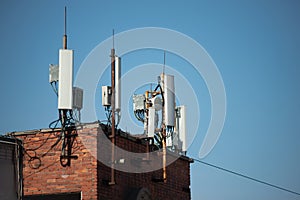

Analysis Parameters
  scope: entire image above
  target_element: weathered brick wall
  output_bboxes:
[15,124,99,200]
[97,157,191,200]
[97,126,192,200]
[14,122,192,200]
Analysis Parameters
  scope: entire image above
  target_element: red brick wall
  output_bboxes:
[97,125,192,200]
[14,122,192,200]
[16,125,98,199]
[97,158,191,200]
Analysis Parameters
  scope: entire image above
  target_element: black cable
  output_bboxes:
[22,131,62,169]
[154,84,160,92]
[105,109,112,126]
[50,82,58,96]
[193,158,300,196]
[158,84,164,107]
[134,111,140,122]
[49,119,61,129]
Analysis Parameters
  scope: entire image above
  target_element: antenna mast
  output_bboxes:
[63,6,67,49]
[101,29,122,184]
[162,50,167,182]
[110,29,116,185]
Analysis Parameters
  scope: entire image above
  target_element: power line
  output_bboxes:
[193,158,300,196]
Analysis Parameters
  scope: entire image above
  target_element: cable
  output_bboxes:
[116,111,121,128]
[49,79,79,167]
[21,131,62,169]
[50,81,58,96]
[49,118,61,129]
[104,106,113,126]
[192,158,300,196]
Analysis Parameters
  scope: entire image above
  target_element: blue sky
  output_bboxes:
[1,0,300,199]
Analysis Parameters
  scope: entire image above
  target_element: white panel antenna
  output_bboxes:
[162,74,175,127]
[147,107,156,137]
[166,131,173,147]
[151,96,162,111]
[115,56,121,112]
[73,87,83,110]
[177,105,187,152]
[58,49,73,109]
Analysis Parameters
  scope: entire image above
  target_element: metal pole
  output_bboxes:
[162,128,167,182]
[63,6,67,49]
[161,73,167,182]
[109,35,116,185]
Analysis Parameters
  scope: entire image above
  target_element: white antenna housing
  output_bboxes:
[102,86,112,106]
[151,96,162,111]
[115,56,121,112]
[177,105,187,152]
[166,132,173,147]
[58,49,73,109]
[147,107,156,137]
[49,64,59,83]
[73,87,83,110]
[162,74,175,127]
[133,94,145,111]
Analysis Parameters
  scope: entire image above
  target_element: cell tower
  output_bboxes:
[131,52,187,182]
[49,7,83,167]
[102,30,122,126]
[101,49,188,182]
[132,56,187,152]
[100,38,187,184]
[101,30,122,185]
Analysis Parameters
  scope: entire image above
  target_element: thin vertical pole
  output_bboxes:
[63,6,67,49]
[161,72,167,182]
[110,30,116,185]
[163,128,167,182]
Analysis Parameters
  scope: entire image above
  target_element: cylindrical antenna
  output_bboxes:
[63,6,67,49]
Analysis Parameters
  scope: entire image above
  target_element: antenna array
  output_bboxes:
[48,7,83,167]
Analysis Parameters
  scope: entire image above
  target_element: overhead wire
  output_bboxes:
[192,158,300,196]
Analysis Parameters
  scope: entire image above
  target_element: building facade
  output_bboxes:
[10,122,192,200]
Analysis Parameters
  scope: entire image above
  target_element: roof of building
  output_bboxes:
[7,121,193,163]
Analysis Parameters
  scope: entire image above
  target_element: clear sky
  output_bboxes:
[1,0,300,199]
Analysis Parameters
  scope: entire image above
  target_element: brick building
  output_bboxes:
[0,136,23,200]
[10,122,193,200]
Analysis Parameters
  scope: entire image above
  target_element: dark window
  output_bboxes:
[24,192,81,200]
